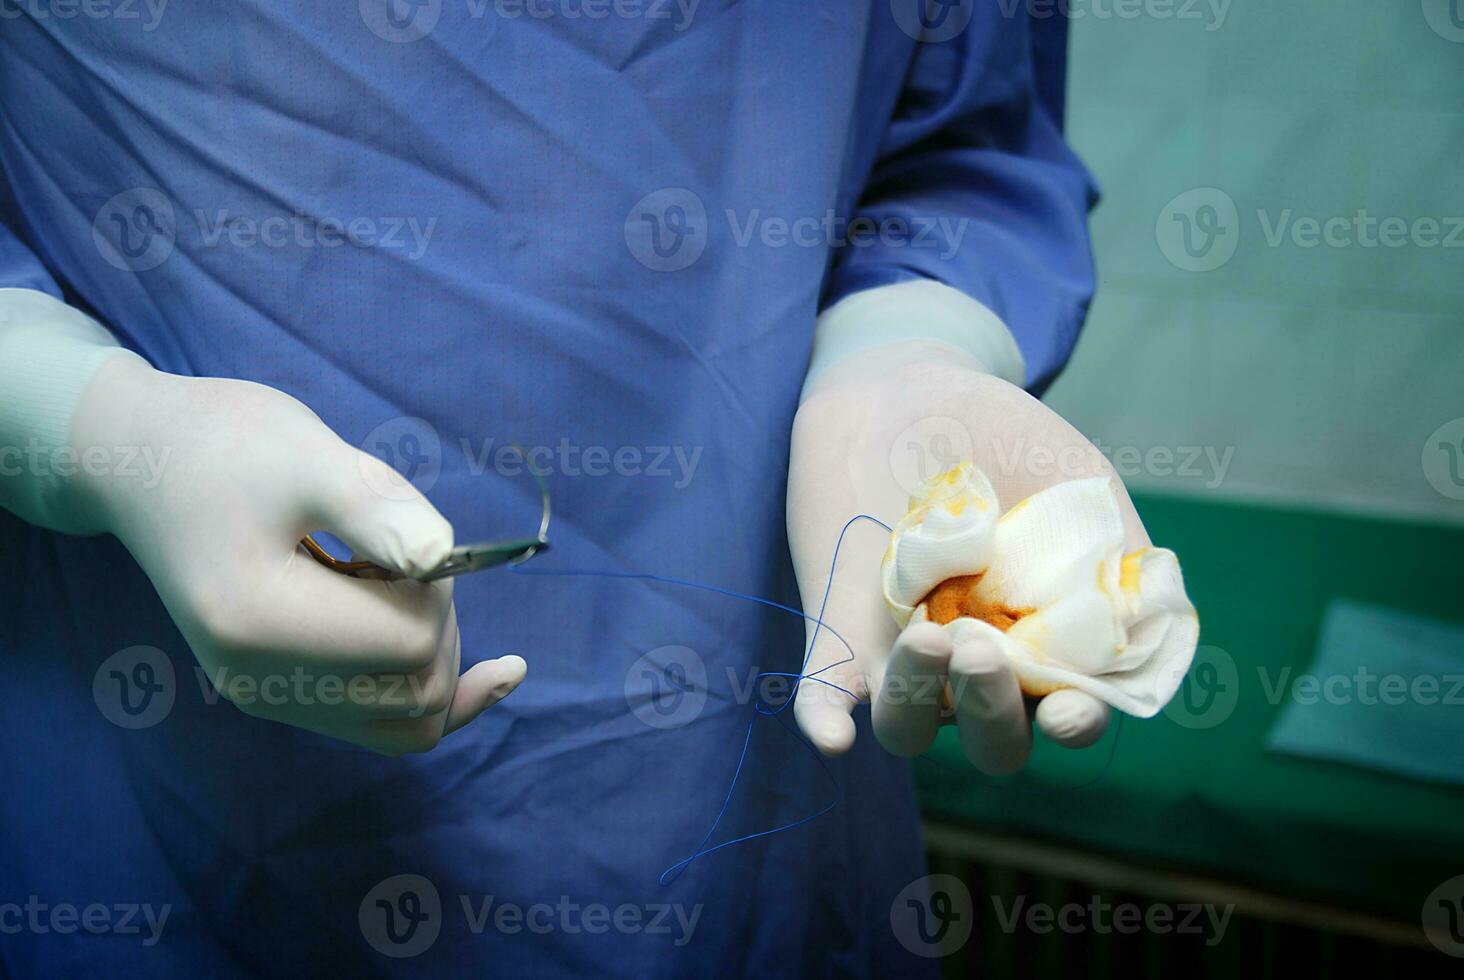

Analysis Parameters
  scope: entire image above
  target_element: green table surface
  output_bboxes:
[914,493,1464,923]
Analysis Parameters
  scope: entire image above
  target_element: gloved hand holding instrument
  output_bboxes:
[0,288,531,754]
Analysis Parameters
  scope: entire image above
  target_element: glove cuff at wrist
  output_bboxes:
[0,288,145,531]
[801,280,1026,401]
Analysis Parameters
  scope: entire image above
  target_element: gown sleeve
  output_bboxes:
[820,10,1099,394]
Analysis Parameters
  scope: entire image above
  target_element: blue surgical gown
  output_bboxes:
[0,3,1095,976]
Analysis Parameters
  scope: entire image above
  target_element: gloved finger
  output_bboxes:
[792,577,879,756]
[230,563,456,676]
[336,654,524,754]
[303,441,455,579]
[1034,688,1110,749]
[872,621,953,757]
[950,630,1032,776]
[252,635,510,756]
[793,652,866,756]
[220,604,450,726]
[443,654,528,736]
[792,603,869,756]
[308,601,464,719]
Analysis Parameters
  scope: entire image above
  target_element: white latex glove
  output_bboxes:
[0,289,524,754]
[788,282,1145,775]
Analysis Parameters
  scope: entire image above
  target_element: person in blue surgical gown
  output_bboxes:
[0,3,1150,975]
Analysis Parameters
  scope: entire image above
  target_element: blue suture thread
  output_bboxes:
[508,512,1121,883]
[508,513,885,884]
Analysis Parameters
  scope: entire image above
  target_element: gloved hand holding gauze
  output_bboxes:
[881,462,1198,718]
